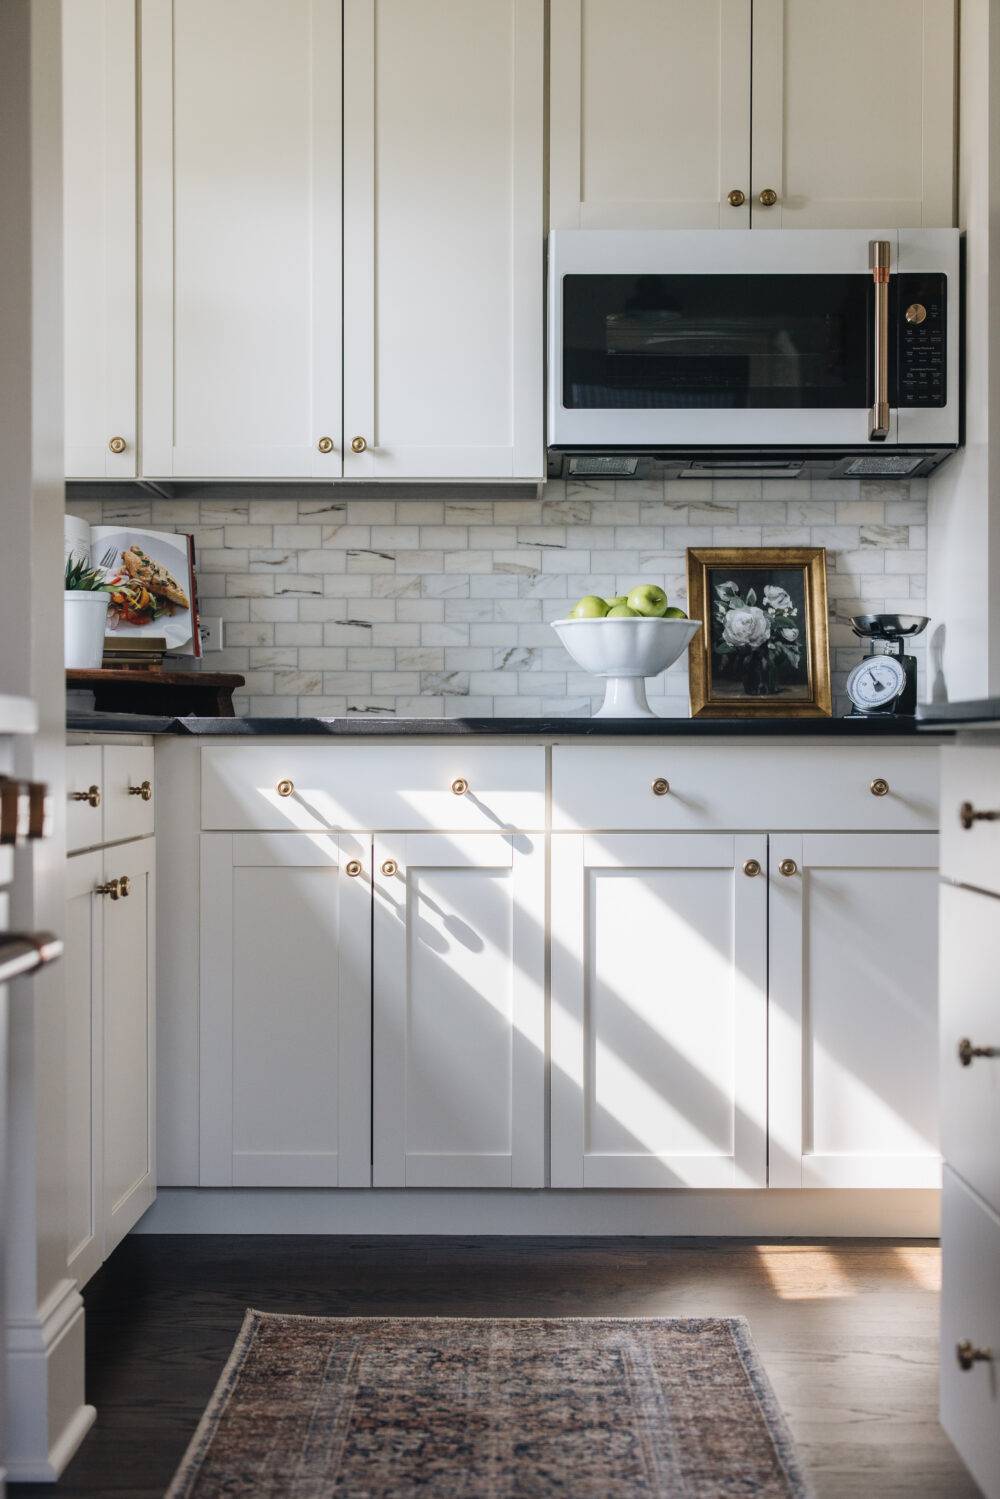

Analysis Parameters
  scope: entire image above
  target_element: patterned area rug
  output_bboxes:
[166,1312,812,1497]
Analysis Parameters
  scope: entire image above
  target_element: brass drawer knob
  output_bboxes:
[451,777,469,796]
[758,187,778,207]
[381,859,398,878]
[960,800,1000,830]
[351,435,368,454]
[958,1037,997,1067]
[870,778,890,797]
[70,784,101,808]
[108,435,127,454]
[779,858,798,877]
[651,777,670,796]
[957,1340,993,1371]
[727,188,746,207]
[317,436,334,454]
[276,779,295,798]
[345,859,363,878]
[96,878,121,900]
[129,780,152,802]
[742,859,761,878]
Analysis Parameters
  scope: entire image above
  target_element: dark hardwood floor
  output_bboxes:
[9,1235,975,1499]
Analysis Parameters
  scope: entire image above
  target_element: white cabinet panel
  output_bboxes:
[550,0,752,229]
[940,1168,1000,1499]
[751,0,955,228]
[102,837,156,1256]
[769,833,940,1188]
[940,740,1000,897]
[343,0,543,478]
[200,832,372,1186]
[66,746,104,853]
[373,833,544,1187]
[102,746,154,845]
[551,833,767,1188]
[62,0,137,477]
[65,853,104,1286]
[940,883,1000,1217]
[141,0,342,478]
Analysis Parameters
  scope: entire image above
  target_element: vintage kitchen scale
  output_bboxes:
[845,613,929,717]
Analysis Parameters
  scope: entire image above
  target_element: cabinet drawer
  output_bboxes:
[941,883,1000,1216]
[941,741,1000,895]
[103,746,154,843]
[552,745,938,831]
[940,1167,1000,1499]
[67,745,104,851]
[201,745,546,831]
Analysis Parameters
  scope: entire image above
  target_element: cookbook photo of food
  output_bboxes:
[65,517,201,656]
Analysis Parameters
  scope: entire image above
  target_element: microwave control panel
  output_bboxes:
[894,273,947,408]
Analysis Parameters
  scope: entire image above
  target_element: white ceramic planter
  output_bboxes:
[551,616,702,717]
[64,590,109,669]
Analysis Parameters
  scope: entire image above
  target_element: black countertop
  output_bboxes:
[917,698,1000,728]
[67,711,943,738]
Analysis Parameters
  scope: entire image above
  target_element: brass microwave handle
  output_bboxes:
[869,239,891,441]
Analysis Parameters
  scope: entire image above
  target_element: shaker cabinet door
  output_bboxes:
[768,833,940,1188]
[140,0,343,478]
[372,833,545,1187]
[199,833,372,1187]
[342,0,544,478]
[550,833,768,1188]
[549,0,752,229]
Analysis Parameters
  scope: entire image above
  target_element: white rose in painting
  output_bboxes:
[781,627,798,642]
[763,585,793,611]
[722,605,771,650]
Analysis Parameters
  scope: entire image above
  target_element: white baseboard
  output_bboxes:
[133,1187,941,1238]
[6,1278,96,1482]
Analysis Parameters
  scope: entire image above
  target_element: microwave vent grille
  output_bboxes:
[567,455,639,477]
[841,455,926,477]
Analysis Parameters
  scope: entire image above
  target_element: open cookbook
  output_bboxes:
[65,517,202,657]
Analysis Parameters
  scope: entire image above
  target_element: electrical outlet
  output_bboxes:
[200,616,224,653]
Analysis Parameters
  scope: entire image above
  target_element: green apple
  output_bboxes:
[606,603,640,617]
[627,584,669,617]
[569,594,609,619]
[605,595,628,609]
[662,605,688,619]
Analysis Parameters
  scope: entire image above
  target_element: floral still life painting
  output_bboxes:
[686,547,832,719]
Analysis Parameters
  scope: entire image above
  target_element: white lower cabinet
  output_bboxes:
[65,836,156,1284]
[940,1167,1000,1499]
[551,834,768,1189]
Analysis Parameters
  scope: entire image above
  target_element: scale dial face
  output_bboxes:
[846,653,907,712]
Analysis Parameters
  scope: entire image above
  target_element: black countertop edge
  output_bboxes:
[917,698,1000,727]
[67,711,946,738]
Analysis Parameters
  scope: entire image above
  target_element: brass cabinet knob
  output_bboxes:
[276,778,294,798]
[870,778,890,797]
[108,435,127,454]
[70,784,101,809]
[742,859,761,878]
[958,1037,997,1067]
[905,302,928,325]
[345,859,363,878]
[779,858,798,877]
[960,800,1000,830]
[451,777,469,796]
[129,780,152,802]
[651,777,670,796]
[957,1340,993,1371]
[317,436,334,453]
[758,188,778,207]
[381,858,398,878]
[727,188,746,207]
[96,877,121,900]
[118,875,131,898]
[350,436,368,454]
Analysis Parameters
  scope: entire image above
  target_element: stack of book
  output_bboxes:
[101,636,168,670]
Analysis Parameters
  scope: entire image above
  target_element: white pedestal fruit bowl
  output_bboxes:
[551,616,702,717]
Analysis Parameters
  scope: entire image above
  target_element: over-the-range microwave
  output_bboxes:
[547,228,961,481]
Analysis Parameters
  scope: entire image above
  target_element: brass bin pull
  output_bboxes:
[276,779,295,798]
[129,780,153,802]
[345,859,363,878]
[70,784,101,808]
[957,1340,993,1371]
[870,778,890,797]
[742,859,761,878]
[381,859,399,878]
[779,859,798,877]
[451,778,469,796]
[651,777,670,796]
[869,239,891,441]
[960,800,1000,830]
[958,1037,997,1067]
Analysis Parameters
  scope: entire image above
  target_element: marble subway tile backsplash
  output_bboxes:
[71,478,928,718]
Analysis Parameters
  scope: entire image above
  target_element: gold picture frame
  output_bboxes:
[686,547,832,719]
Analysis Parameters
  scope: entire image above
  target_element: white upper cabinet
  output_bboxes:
[550,0,752,230]
[63,0,138,478]
[750,0,956,228]
[342,0,544,478]
[140,0,343,479]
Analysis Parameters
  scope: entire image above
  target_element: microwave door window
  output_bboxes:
[562,274,871,411]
